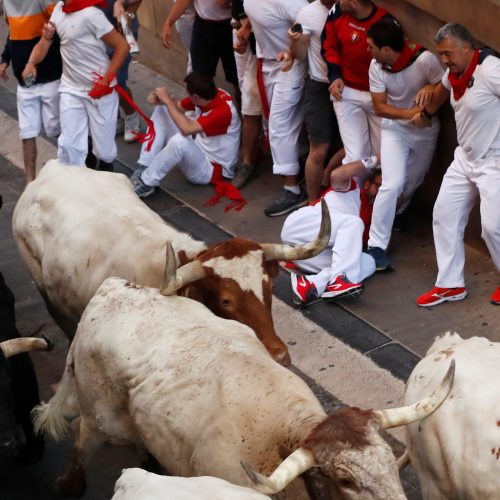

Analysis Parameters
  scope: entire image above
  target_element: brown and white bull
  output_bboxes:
[12,160,331,366]
[34,274,454,499]
[404,332,500,499]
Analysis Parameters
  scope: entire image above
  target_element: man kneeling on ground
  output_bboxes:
[132,73,241,199]
[281,156,381,306]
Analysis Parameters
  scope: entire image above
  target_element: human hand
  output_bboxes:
[414,84,434,108]
[277,51,294,72]
[42,21,56,41]
[153,86,171,104]
[162,21,173,48]
[88,78,114,99]
[113,0,126,22]
[328,78,344,100]
[21,62,37,84]
[147,90,160,106]
[410,111,432,128]
[0,63,8,81]
[233,39,247,54]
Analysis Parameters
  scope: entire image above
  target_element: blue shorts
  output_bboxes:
[106,23,139,87]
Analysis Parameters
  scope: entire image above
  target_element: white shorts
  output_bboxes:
[17,80,61,139]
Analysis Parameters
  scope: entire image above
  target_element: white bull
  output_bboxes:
[34,275,454,499]
[404,332,500,499]
[112,468,271,500]
[12,160,331,366]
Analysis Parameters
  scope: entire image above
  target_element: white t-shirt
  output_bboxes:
[244,0,308,60]
[369,50,444,127]
[442,55,500,161]
[50,1,114,91]
[296,0,329,82]
[193,0,230,21]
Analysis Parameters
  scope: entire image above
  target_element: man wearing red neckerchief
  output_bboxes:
[364,18,444,272]
[412,23,500,307]
[22,0,129,171]
[282,156,381,307]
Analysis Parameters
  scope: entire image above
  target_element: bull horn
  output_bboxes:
[0,337,51,358]
[261,198,331,262]
[374,359,455,429]
[241,448,315,494]
[160,241,205,296]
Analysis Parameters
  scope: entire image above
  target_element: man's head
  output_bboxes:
[184,73,217,105]
[363,169,382,205]
[320,0,336,8]
[339,0,371,16]
[435,23,476,74]
[367,18,405,65]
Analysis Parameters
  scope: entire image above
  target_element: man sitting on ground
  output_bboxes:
[132,73,241,199]
[281,156,381,306]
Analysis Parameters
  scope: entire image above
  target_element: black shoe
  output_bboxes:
[97,160,114,172]
[366,246,393,271]
[393,212,409,232]
[232,163,255,189]
[264,189,307,217]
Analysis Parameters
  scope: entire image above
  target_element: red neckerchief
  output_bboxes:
[383,41,425,73]
[62,0,107,13]
[205,164,247,212]
[359,188,373,246]
[448,49,479,101]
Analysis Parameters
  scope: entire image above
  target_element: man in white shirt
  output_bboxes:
[282,156,380,306]
[412,23,500,307]
[365,18,444,271]
[244,0,309,217]
[23,0,129,170]
[288,0,342,203]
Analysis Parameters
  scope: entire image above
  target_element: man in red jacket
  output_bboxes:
[321,0,390,172]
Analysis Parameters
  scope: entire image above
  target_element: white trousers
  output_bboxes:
[139,105,213,186]
[333,86,380,164]
[17,80,61,139]
[57,90,118,166]
[281,205,376,294]
[368,121,440,250]
[433,146,500,287]
[261,59,306,176]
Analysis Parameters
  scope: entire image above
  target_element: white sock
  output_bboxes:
[284,185,300,195]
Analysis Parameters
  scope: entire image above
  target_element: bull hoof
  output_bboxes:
[275,350,292,367]
[55,469,87,498]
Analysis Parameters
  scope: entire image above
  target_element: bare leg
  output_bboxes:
[118,85,135,116]
[22,138,37,183]
[305,142,330,203]
[241,114,262,166]
[55,419,104,498]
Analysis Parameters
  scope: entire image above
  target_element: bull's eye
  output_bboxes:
[338,477,356,490]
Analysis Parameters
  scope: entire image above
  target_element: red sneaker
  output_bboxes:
[491,286,500,305]
[416,286,467,307]
[291,274,318,306]
[321,273,364,300]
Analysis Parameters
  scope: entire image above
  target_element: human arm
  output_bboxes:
[154,87,204,136]
[410,82,450,127]
[162,0,192,48]
[371,91,422,120]
[21,33,53,82]
[0,36,10,81]
[99,28,130,82]
[288,26,309,61]
[277,51,294,72]
[234,17,252,54]
[330,156,379,190]
[321,8,344,100]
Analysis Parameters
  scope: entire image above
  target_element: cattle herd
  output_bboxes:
[1,161,498,499]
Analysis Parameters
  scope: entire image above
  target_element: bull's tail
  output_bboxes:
[32,347,80,441]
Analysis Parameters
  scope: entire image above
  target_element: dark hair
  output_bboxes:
[367,18,405,52]
[435,23,476,48]
[183,73,217,100]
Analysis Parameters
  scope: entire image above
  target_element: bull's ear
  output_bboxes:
[265,261,280,278]
[278,444,292,460]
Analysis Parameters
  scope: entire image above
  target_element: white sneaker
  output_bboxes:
[124,112,140,143]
